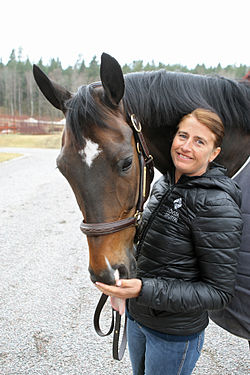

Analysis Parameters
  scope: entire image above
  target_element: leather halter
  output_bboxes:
[79,114,154,360]
[80,114,154,236]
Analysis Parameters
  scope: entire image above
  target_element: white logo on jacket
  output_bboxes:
[161,198,182,223]
[174,198,182,210]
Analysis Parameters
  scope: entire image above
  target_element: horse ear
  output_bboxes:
[100,53,125,105]
[33,65,72,112]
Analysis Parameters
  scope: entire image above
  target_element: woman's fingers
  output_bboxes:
[95,279,142,298]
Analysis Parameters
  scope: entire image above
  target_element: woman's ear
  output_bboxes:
[209,147,221,162]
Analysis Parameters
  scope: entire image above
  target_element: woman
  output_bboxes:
[96,108,243,375]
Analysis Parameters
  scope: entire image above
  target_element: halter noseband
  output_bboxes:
[80,114,154,237]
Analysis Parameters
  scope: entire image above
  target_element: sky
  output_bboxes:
[1,0,249,69]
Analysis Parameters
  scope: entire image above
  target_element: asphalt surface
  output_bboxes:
[0,147,249,375]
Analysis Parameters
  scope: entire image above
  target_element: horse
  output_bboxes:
[33,53,250,341]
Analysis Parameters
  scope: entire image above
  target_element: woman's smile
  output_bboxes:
[176,152,193,160]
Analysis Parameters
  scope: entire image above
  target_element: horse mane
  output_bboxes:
[65,84,111,145]
[66,70,250,145]
[123,70,250,132]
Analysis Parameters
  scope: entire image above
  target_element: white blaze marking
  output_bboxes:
[105,257,113,273]
[78,139,102,167]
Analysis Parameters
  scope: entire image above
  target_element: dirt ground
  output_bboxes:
[0,147,249,375]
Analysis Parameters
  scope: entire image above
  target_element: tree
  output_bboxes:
[7,49,16,66]
[87,55,99,82]
[131,60,144,72]
[122,64,132,74]
[0,50,249,118]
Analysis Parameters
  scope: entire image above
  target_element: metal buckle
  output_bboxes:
[131,114,142,132]
[137,142,141,154]
[134,211,143,226]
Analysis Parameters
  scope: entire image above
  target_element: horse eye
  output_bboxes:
[121,157,133,172]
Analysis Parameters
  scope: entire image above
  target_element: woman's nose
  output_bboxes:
[181,139,192,151]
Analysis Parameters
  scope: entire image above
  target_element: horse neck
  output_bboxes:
[123,71,250,176]
[219,130,250,177]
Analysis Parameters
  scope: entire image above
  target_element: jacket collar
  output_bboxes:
[167,162,228,185]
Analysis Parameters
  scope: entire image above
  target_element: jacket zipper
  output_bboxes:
[136,184,175,256]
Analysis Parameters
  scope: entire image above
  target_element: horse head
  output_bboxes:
[33,53,151,285]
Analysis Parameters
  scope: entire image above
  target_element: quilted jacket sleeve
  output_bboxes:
[136,195,243,313]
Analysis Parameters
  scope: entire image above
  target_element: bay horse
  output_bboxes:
[33,53,250,341]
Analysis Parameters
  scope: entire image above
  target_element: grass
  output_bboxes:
[0,134,62,149]
[0,134,62,162]
[0,152,23,162]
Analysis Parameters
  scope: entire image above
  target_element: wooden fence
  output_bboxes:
[0,115,64,135]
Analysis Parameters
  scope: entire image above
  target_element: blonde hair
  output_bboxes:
[179,108,225,148]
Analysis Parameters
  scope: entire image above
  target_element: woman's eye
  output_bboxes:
[179,134,186,139]
[121,157,133,172]
[197,139,204,145]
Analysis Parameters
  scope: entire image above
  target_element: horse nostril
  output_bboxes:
[117,264,128,279]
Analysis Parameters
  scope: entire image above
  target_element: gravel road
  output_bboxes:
[0,147,249,375]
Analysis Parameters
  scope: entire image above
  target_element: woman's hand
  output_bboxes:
[95,278,142,299]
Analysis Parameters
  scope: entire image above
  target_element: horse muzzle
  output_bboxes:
[89,256,136,285]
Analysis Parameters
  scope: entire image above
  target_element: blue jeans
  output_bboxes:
[127,317,204,375]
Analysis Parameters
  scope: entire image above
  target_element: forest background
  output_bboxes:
[0,48,249,121]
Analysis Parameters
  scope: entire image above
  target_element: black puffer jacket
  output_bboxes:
[128,164,243,335]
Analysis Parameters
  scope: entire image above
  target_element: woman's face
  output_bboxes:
[171,116,221,182]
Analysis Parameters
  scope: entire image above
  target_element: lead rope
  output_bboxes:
[94,293,127,361]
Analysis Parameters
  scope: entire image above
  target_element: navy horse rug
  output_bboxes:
[209,157,250,340]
